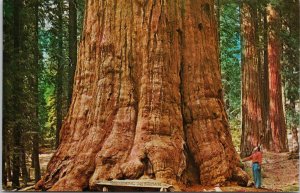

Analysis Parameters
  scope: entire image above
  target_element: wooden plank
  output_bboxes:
[96,179,172,189]
[18,185,35,191]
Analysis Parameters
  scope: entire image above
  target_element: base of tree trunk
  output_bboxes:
[288,152,299,160]
[35,0,249,191]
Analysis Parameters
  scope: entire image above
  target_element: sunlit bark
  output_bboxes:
[36,0,248,191]
[267,5,288,152]
[240,2,263,157]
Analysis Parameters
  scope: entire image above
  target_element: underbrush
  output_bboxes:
[229,118,242,151]
[282,184,299,192]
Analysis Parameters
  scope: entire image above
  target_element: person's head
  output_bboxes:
[253,147,258,152]
[253,146,261,153]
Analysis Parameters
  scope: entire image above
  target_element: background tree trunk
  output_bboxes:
[3,128,7,188]
[12,0,23,188]
[6,145,12,182]
[291,127,299,153]
[55,0,64,149]
[261,6,271,150]
[36,0,248,191]
[33,0,41,182]
[68,0,77,106]
[240,2,263,157]
[288,127,299,159]
[267,5,288,152]
[20,145,29,186]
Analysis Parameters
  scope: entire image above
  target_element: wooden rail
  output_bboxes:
[95,179,175,192]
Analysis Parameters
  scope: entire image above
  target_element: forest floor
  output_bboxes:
[4,134,299,192]
[183,131,299,192]
[9,149,299,192]
[182,151,299,192]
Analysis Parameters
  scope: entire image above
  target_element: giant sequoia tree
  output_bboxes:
[240,2,263,157]
[240,2,289,156]
[36,0,248,191]
[267,4,288,152]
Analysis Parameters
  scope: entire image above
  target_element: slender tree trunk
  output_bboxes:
[291,127,299,153]
[267,5,288,152]
[36,0,249,191]
[33,0,41,182]
[31,152,35,168]
[20,145,29,186]
[12,143,20,189]
[288,126,299,159]
[55,0,64,149]
[68,0,77,106]
[12,0,23,188]
[3,130,7,187]
[240,2,263,157]
[6,145,12,181]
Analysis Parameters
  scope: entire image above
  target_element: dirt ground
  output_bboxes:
[181,132,299,192]
[181,151,299,192]
[261,152,299,191]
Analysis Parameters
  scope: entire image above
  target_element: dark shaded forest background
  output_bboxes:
[2,0,299,190]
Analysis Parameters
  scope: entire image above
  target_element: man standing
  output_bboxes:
[242,146,263,188]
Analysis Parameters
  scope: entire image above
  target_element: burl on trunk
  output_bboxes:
[36,0,248,191]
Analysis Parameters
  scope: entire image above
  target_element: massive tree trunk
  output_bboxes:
[260,6,271,150]
[240,2,263,157]
[36,0,248,191]
[267,5,288,152]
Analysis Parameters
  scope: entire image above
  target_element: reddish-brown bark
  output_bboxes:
[267,5,288,152]
[240,3,289,155]
[240,2,263,157]
[36,0,248,191]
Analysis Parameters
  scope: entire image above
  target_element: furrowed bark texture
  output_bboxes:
[36,0,248,191]
[261,8,271,151]
[267,5,288,152]
[240,3,263,157]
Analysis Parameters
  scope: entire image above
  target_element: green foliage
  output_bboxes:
[38,57,56,141]
[219,1,242,120]
[37,0,86,145]
[3,0,86,153]
[3,0,13,19]
[279,0,300,129]
[230,119,242,150]
[3,0,39,138]
[244,166,253,181]
[77,0,86,38]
